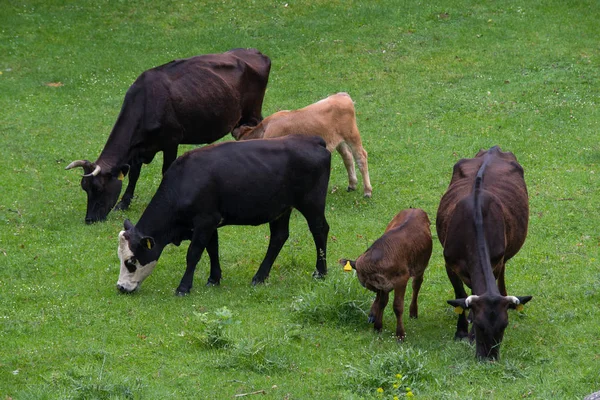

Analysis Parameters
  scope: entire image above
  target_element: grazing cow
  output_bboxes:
[232,92,372,197]
[66,48,271,223]
[339,208,432,340]
[436,146,532,360]
[116,135,331,295]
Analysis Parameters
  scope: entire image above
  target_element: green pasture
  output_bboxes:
[1,0,599,398]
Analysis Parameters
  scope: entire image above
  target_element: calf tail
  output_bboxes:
[338,258,356,270]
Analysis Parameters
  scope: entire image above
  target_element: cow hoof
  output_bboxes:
[251,276,267,285]
[312,271,327,279]
[347,186,357,192]
[175,288,191,296]
[454,331,469,341]
[368,315,375,324]
[363,192,372,198]
[206,279,220,287]
[396,334,406,342]
[114,201,130,211]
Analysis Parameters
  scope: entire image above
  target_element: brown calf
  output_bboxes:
[232,92,372,197]
[339,208,432,340]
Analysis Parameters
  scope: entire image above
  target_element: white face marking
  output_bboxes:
[116,230,157,292]
[506,296,520,305]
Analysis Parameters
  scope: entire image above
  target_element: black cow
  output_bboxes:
[436,146,532,360]
[116,135,331,295]
[66,48,271,223]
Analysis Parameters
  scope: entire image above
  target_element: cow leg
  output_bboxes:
[336,142,358,192]
[307,214,329,279]
[393,277,409,340]
[497,262,507,296]
[409,273,424,319]
[115,161,142,211]
[372,290,389,332]
[251,209,292,285]
[176,228,215,295]
[162,145,178,175]
[205,230,221,286]
[446,264,469,340]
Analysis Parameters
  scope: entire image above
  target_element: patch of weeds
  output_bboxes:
[188,306,239,349]
[23,365,145,400]
[290,274,372,326]
[342,347,429,398]
[216,337,292,374]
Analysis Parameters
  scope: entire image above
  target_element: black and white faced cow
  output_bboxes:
[116,135,331,295]
[436,146,532,360]
[66,48,271,223]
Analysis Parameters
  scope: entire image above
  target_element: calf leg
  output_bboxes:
[372,290,389,332]
[409,273,424,319]
[446,264,469,340]
[393,277,410,340]
[115,161,142,211]
[205,230,221,286]
[251,209,292,285]
[347,132,372,197]
[336,142,358,192]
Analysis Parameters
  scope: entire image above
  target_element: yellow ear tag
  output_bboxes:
[454,306,464,314]
[118,172,124,181]
[516,304,524,312]
[343,261,353,272]
[145,239,152,249]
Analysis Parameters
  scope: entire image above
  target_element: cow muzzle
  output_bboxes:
[116,282,138,294]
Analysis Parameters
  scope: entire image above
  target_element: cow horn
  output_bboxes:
[465,295,479,307]
[82,164,102,177]
[65,160,89,170]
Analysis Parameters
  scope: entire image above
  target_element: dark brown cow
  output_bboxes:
[436,146,532,360]
[66,48,271,223]
[339,208,432,340]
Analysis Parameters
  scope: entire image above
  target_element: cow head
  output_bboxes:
[116,219,158,293]
[65,160,129,224]
[448,294,532,360]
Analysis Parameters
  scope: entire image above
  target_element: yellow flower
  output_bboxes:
[406,391,414,398]
[394,397,399,400]
[393,383,399,389]
[376,387,384,394]
[396,373,403,379]
[406,387,412,392]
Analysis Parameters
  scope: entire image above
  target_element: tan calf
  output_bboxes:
[232,92,372,197]
[340,208,432,340]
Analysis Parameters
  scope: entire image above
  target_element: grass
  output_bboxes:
[1,0,599,398]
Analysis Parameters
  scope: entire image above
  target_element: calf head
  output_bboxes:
[116,219,158,293]
[65,160,128,224]
[231,125,255,140]
[448,294,532,360]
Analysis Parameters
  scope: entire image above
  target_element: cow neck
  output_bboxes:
[471,155,501,297]
[96,99,142,171]
[135,190,177,250]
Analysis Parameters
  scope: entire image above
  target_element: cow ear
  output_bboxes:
[117,165,130,181]
[140,236,155,250]
[124,219,134,231]
[447,298,468,314]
